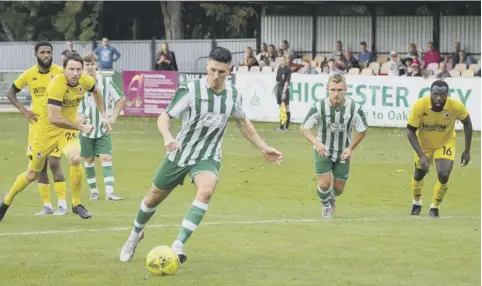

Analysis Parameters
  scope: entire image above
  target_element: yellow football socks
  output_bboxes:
[54,182,67,201]
[4,172,31,206]
[433,180,449,208]
[38,183,51,205]
[411,178,424,203]
[70,165,84,207]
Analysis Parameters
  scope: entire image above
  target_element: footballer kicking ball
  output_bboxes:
[146,246,180,276]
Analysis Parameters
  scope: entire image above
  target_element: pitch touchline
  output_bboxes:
[0,216,479,237]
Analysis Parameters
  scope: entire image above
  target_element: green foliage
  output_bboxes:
[200,3,257,37]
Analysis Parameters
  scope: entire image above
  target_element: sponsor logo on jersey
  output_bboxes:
[444,112,451,120]
[78,88,84,94]
[36,152,42,158]
[32,86,46,95]
[422,123,447,132]
[32,77,37,81]
[63,97,83,106]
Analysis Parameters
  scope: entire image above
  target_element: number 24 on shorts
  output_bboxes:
[65,132,78,141]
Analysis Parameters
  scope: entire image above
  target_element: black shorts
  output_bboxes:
[276,86,290,105]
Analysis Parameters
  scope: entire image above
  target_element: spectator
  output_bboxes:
[331,40,344,60]
[344,51,359,69]
[265,44,278,67]
[451,41,461,68]
[436,64,451,79]
[358,41,373,64]
[155,42,178,71]
[407,63,422,77]
[256,43,268,62]
[410,51,421,66]
[61,40,76,64]
[286,55,302,73]
[327,58,346,74]
[401,57,413,76]
[94,37,121,71]
[458,50,477,68]
[404,43,421,60]
[280,40,295,58]
[239,46,259,70]
[422,41,441,69]
[298,59,318,74]
[388,51,403,76]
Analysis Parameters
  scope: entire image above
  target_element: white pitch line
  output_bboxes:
[0,216,479,237]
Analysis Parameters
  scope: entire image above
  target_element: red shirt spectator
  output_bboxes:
[422,41,440,69]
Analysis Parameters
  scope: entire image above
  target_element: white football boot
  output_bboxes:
[120,231,144,262]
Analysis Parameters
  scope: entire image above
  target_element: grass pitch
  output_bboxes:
[0,113,480,286]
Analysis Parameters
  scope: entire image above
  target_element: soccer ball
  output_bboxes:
[145,246,180,276]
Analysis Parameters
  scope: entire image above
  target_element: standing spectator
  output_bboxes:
[344,51,359,69]
[358,41,373,64]
[155,42,178,71]
[298,59,318,74]
[274,56,292,131]
[94,37,121,71]
[388,51,403,76]
[451,41,461,68]
[61,40,76,64]
[331,40,344,60]
[280,40,295,58]
[239,46,259,70]
[422,41,441,69]
[458,50,477,68]
[404,43,421,60]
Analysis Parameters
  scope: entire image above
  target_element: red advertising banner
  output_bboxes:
[123,71,178,116]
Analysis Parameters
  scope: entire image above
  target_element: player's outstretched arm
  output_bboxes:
[235,117,282,165]
[110,97,126,123]
[460,115,472,166]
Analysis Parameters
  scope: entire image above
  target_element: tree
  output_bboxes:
[200,3,257,38]
[160,1,184,40]
[53,1,102,41]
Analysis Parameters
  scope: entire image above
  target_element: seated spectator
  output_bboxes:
[407,63,422,77]
[410,51,421,66]
[458,50,477,68]
[280,40,295,58]
[265,45,277,65]
[286,55,302,72]
[358,41,373,64]
[331,40,345,60]
[404,43,421,60]
[155,42,178,71]
[298,59,318,74]
[239,46,259,70]
[344,51,359,69]
[400,57,413,76]
[327,58,346,74]
[257,43,268,61]
[451,41,461,68]
[436,64,451,79]
[422,41,441,69]
[388,51,403,76]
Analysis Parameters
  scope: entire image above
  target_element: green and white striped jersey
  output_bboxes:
[165,77,245,167]
[302,97,368,162]
[78,74,124,139]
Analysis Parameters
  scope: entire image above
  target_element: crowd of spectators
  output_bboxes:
[235,40,481,78]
